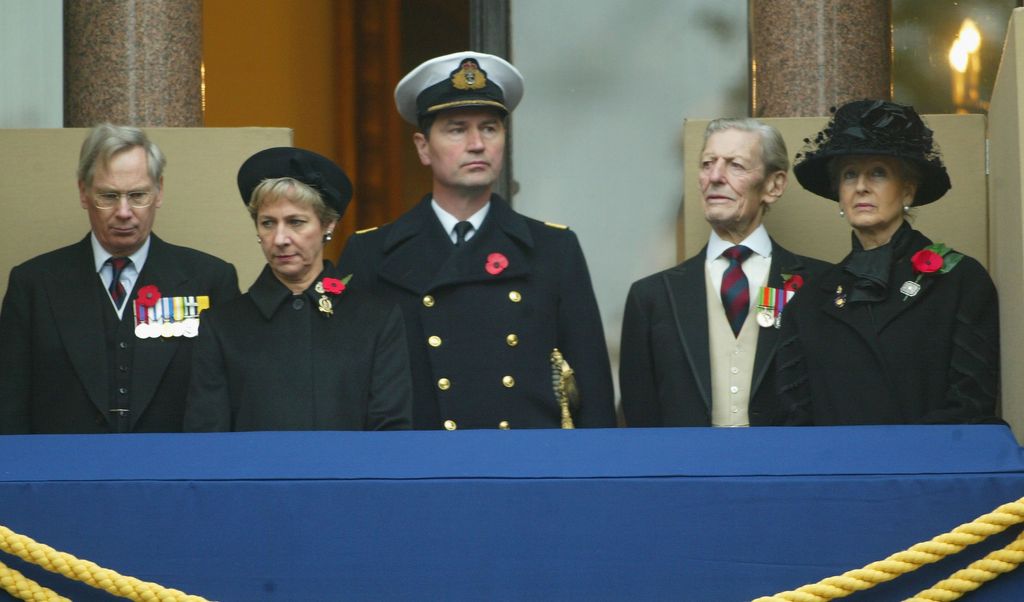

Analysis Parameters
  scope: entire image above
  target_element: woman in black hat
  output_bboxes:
[776,100,999,425]
[184,148,412,431]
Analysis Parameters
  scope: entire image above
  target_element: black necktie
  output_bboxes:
[720,246,753,337]
[107,257,130,309]
[453,221,473,247]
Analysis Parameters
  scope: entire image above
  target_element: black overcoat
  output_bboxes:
[0,234,239,433]
[619,240,828,426]
[338,195,615,430]
[184,263,412,431]
[775,226,1000,425]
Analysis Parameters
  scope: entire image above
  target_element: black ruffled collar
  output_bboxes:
[843,221,913,303]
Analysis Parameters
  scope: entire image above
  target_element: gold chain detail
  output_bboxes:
[753,497,1024,602]
[0,525,209,601]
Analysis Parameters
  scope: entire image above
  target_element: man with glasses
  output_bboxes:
[0,123,239,433]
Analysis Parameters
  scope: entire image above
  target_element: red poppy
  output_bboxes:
[136,285,161,308]
[911,249,944,274]
[485,253,509,275]
[783,274,804,293]
[321,277,345,294]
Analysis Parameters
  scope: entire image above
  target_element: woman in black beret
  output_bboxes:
[776,100,1000,425]
[184,148,412,431]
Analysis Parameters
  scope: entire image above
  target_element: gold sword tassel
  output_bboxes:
[550,348,579,429]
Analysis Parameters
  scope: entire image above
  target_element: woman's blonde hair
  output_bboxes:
[247,177,340,224]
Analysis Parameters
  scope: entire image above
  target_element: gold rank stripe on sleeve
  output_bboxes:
[543,222,569,230]
[354,226,380,234]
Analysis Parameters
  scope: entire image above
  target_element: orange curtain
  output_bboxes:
[202,0,406,261]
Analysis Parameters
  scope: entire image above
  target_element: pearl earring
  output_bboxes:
[839,209,845,218]
[903,205,910,213]
[256,236,262,243]
[324,231,333,241]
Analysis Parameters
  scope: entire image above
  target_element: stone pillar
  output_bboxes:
[750,0,891,117]
[64,0,203,127]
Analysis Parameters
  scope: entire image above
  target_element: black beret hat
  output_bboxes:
[793,100,951,206]
[237,147,353,216]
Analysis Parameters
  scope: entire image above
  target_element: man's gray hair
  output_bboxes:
[702,118,789,175]
[77,123,166,188]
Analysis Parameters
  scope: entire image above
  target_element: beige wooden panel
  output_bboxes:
[989,8,1024,441]
[0,127,292,301]
[680,115,988,266]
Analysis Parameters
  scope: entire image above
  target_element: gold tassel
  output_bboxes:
[550,348,578,429]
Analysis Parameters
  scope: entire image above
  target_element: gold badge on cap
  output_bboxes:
[451,59,487,90]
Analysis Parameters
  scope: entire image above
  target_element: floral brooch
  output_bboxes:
[782,273,804,293]
[485,252,509,275]
[137,284,161,308]
[900,243,963,301]
[314,274,352,316]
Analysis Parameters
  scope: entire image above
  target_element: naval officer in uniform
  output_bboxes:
[338,51,615,430]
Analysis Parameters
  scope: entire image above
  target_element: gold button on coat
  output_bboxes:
[502,375,515,388]
[506,334,519,347]
[422,295,435,307]
[428,335,442,347]
[498,420,510,430]
[437,378,451,390]
[508,291,522,302]
[443,419,457,431]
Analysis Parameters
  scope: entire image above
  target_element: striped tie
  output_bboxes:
[107,257,130,309]
[720,245,753,337]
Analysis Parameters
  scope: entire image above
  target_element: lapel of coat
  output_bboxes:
[127,235,190,429]
[871,229,935,334]
[377,196,456,295]
[662,249,713,412]
[750,240,801,394]
[377,195,533,294]
[44,236,110,416]
[816,257,892,364]
[429,196,533,290]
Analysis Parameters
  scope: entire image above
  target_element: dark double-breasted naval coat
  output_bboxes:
[775,226,1000,425]
[338,195,616,430]
[619,240,829,426]
[0,234,239,433]
[184,263,412,431]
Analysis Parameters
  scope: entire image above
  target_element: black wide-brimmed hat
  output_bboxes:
[395,51,524,125]
[237,147,353,216]
[793,100,951,206]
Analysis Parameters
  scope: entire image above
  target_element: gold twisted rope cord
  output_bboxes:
[753,497,1024,602]
[907,529,1024,601]
[0,559,69,602]
[0,525,209,602]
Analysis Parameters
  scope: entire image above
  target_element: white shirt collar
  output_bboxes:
[431,199,490,243]
[90,233,152,274]
[706,224,772,263]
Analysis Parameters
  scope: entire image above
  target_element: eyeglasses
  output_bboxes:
[91,189,155,209]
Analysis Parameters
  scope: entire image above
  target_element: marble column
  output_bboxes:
[750,0,890,117]
[64,0,203,127]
